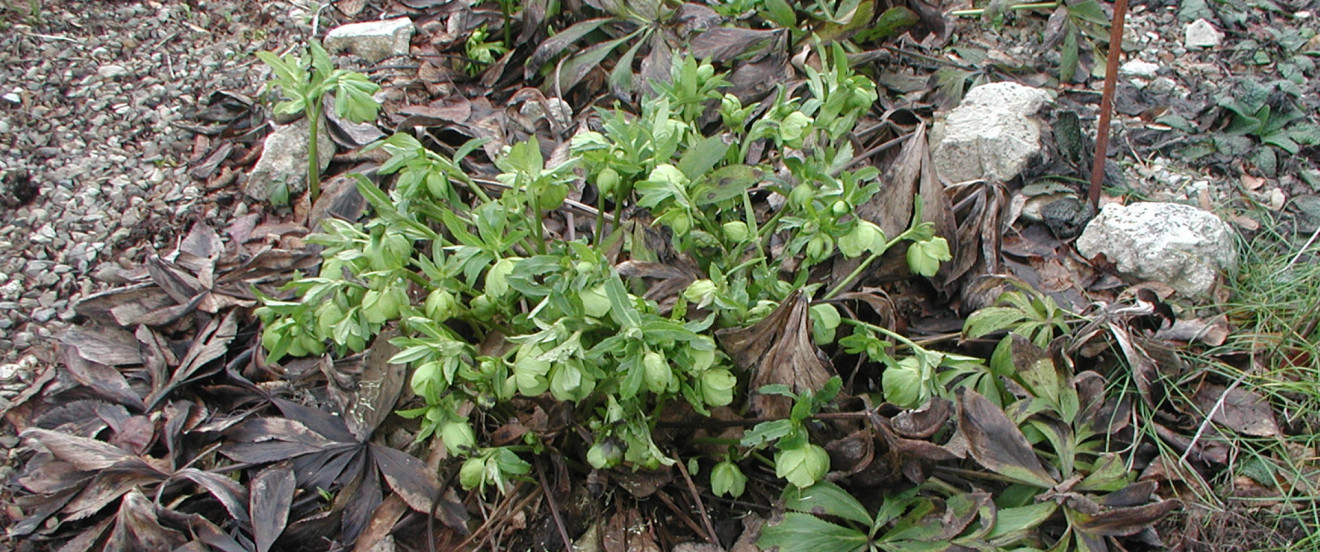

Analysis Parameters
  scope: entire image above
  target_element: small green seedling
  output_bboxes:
[257,40,381,201]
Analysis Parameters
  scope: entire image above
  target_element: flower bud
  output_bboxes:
[722,221,751,243]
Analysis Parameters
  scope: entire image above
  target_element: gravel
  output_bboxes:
[0,1,326,378]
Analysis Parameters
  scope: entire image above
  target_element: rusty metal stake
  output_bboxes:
[1089,0,1130,209]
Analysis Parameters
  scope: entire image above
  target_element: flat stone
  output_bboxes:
[97,64,130,79]
[244,116,335,202]
[32,308,55,323]
[1076,202,1237,297]
[324,18,414,63]
[932,82,1052,183]
[1119,60,1160,79]
[1184,19,1224,49]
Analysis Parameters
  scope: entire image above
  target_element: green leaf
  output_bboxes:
[608,38,646,100]
[711,460,748,498]
[964,307,1029,339]
[741,419,794,447]
[986,502,1058,541]
[1060,27,1079,82]
[693,165,760,207]
[855,7,919,43]
[783,480,873,526]
[677,134,731,181]
[883,357,927,409]
[331,72,381,122]
[762,0,797,29]
[758,513,869,552]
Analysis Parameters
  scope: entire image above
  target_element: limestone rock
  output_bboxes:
[932,82,1052,183]
[1184,19,1224,49]
[1119,60,1160,79]
[324,18,414,63]
[1076,202,1237,297]
[244,117,335,202]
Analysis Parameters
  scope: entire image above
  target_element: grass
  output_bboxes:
[1190,209,1320,549]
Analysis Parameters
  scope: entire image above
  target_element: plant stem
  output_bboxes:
[948,1,1060,16]
[822,227,916,300]
[1089,0,1130,209]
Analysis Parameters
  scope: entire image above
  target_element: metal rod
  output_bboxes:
[1089,0,1130,209]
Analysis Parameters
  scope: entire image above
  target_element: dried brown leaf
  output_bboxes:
[343,330,406,441]
[1194,383,1282,438]
[956,389,1056,488]
[717,290,834,417]
[1072,499,1180,537]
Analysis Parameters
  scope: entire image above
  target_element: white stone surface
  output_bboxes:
[931,82,1052,183]
[1184,19,1224,49]
[1076,202,1237,297]
[1119,60,1160,78]
[245,117,335,201]
[324,18,414,62]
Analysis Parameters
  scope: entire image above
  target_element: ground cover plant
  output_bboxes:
[6,0,1320,551]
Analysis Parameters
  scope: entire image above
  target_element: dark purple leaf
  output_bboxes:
[108,489,188,551]
[251,463,296,552]
[146,311,238,409]
[174,468,251,524]
[371,444,468,529]
[689,27,782,62]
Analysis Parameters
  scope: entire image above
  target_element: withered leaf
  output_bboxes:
[717,290,835,417]
[351,495,409,552]
[146,311,239,409]
[1072,499,1180,537]
[689,27,783,62]
[1193,383,1281,438]
[251,463,296,552]
[63,466,165,521]
[890,396,952,438]
[59,346,145,411]
[956,389,1057,488]
[60,325,142,367]
[1110,326,1163,409]
[108,489,188,551]
[173,468,250,525]
[343,330,406,441]
[22,428,136,471]
[371,443,469,530]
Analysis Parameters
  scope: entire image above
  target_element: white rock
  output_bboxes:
[1184,19,1224,49]
[1119,60,1160,79]
[932,82,1052,183]
[97,64,130,79]
[324,18,414,63]
[1076,202,1237,297]
[244,117,336,202]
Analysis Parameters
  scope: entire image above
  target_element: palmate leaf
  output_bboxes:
[330,72,381,123]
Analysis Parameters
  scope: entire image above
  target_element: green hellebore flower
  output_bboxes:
[775,444,830,488]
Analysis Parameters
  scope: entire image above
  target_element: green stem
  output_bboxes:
[841,318,922,352]
[948,1,1060,16]
[307,99,322,202]
[822,227,916,300]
